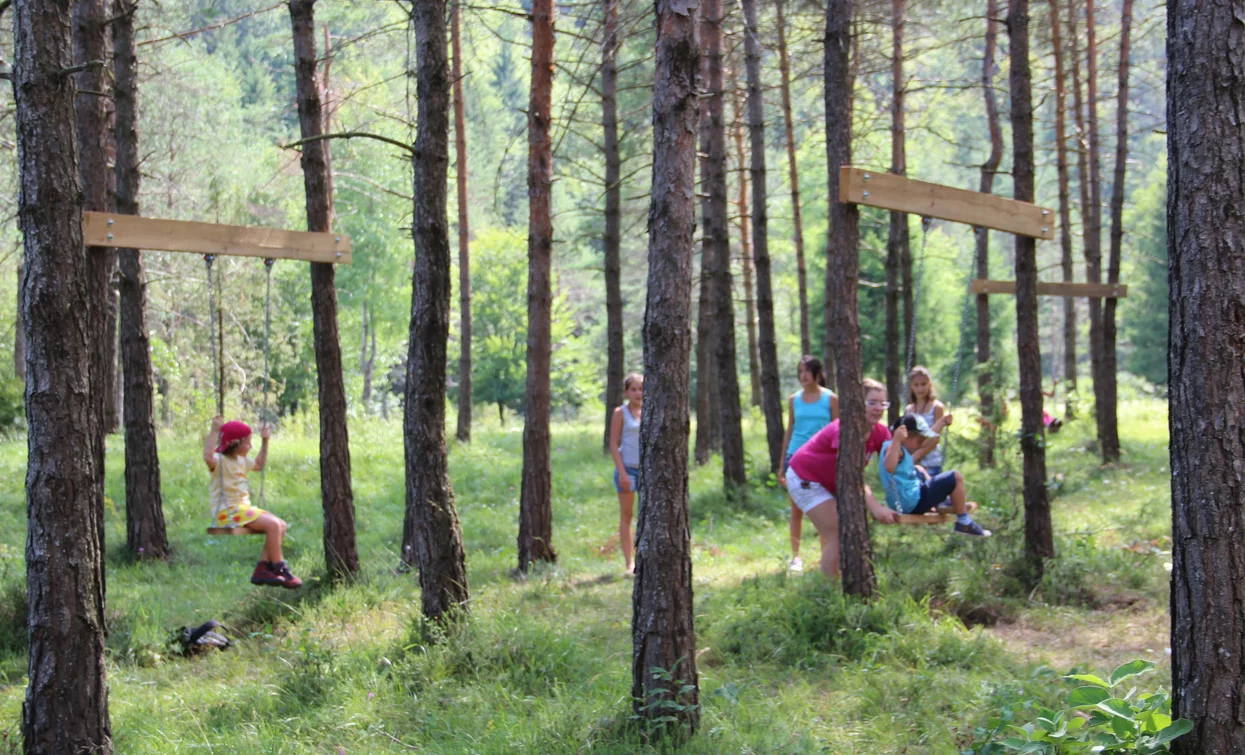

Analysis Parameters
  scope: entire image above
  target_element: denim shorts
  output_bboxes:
[614,465,641,494]
[911,471,959,515]
[781,452,793,478]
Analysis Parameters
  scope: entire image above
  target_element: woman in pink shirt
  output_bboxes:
[785,378,899,578]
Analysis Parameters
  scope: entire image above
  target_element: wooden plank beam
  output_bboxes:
[838,166,1056,240]
[206,527,262,536]
[84,212,352,264]
[971,279,1128,298]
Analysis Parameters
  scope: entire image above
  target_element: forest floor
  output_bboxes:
[0,394,1172,753]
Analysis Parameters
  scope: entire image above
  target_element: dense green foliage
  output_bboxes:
[0,0,1169,423]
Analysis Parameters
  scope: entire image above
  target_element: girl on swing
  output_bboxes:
[204,416,302,588]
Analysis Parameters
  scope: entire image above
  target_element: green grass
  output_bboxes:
[0,397,1173,753]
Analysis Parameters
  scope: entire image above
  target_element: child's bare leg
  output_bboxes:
[245,513,287,563]
[949,471,968,515]
[789,502,803,557]
[618,491,636,573]
[803,501,840,579]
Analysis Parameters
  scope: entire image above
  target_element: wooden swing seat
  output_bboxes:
[205,527,262,536]
[896,501,978,526]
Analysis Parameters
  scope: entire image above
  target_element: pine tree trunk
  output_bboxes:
[1050,0,1077,419]
[733,102,761,411]
[17,0,111,746]
[289,0,359,579]
[826,0,874,598]
[1008,0,1053,571]
[74,0,111,575]
[114,0,167,561]
[1084,0,1109,460]
[403,0,470,624]
[885,0,908,424]
[1169,0,1245,746]
[452,0,473,444]
[1101,0,1130,463]
[75,0,118,438]
[702,0,745,489]
[774,0,810,357]
[14,262,24,383]
[602,0,625,454]
[632,0,699,735]
[694,71,721,465]
[976,0,1002,468]
[1068,0,1092,399]
[518,0,557,571]
[741,0,784,474]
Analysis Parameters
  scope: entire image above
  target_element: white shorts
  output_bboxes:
[785,466,834,513]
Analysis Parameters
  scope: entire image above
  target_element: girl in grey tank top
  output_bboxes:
[906,366,946,474]
[609,373,644,575]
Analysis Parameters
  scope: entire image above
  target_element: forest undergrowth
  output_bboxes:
[0,394,1171,753]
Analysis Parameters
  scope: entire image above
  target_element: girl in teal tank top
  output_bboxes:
[779,356,838,570]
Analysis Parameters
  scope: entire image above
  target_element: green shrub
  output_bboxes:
[967,660,1191,754]
[0,375,23,432]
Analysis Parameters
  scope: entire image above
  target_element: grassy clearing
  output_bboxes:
[0,396,1172,753]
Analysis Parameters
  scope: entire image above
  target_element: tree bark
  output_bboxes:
[1068,0,1092,404]
[632,0,699,735]
[518,0,557,571]
[774,0,810,357]
[884,0,907,424]
[741,0,783,475]
[403,0,470,625]
[453,0,473,444]
[976,0,1003,468]
[1008,0,1053,571]
[75,0,118,438]
[14,262,24,383]
[1169,0,1245,747]
[703,0,746,489]
[826,0,873,598]
[1084,0,1109,460]
[289,0,359,579]
[732,99,761,412]
[114,0,167,561]
[1050,0,1077,419]
[602,0,625,453]
[17,0,111,746]
[694,19,720,466]
[1100,0,1130,463]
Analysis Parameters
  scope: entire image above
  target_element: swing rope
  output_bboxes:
[258,258,274,506]
[205,254,227,512]
[905,217,932,374]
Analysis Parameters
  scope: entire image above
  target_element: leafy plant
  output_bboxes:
[968,659,1191,754]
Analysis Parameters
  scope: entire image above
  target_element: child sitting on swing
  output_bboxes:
[879,413,991,537]
[204,416,302,588]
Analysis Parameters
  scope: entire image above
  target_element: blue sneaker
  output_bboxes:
[954,521,992,537]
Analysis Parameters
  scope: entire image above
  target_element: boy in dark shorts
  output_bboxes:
[879,413,990,536]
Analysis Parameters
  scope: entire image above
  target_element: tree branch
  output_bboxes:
[282,131,414,154]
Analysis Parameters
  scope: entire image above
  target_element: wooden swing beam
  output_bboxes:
[839,167,1056,240]
[84,211,352,264]
[970,279,1127,298]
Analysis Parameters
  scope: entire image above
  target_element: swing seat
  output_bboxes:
[206,527,262,536]
[897,501,978,526]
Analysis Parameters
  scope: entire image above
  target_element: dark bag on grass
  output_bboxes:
[178,620,231,654]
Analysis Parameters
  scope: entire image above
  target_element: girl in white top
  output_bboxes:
[608,373,643,575]
[904,365,951,475]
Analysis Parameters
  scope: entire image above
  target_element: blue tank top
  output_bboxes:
[786,388,834,456]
